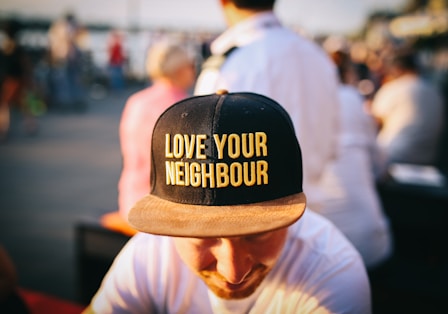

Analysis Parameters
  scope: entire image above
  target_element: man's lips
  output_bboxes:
[209,274,254,292]
[222,280,248,291]
[201,264,267,292]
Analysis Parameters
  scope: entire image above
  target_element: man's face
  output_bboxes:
[173,227,288,300]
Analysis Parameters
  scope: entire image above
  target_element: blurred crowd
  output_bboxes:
[0,9,446,160]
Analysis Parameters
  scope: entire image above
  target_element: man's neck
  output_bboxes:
[223,3,273,27]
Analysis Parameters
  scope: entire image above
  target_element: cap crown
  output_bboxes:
[150,92,303,206]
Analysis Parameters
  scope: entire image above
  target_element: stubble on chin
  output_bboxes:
[198,264,270,300]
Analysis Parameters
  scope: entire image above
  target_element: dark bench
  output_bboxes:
[75,219,131,305]
[372,177,448,313]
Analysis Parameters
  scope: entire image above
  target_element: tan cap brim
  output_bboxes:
[128,193,306,237]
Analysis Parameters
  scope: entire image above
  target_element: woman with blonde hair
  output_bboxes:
[102,39,196,235]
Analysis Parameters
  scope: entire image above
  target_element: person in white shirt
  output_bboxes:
[318,49,393,269]
[100,40,196,236]
[195,0,340,211]
[370,49,445,166]
[83,91,371,314]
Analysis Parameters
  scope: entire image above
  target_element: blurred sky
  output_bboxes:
[0,0,408,35]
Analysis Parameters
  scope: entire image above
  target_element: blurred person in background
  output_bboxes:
[348,40,378,101]
[369,49,445,167]
[47,13,86,111]
[318,48,393,271]
[101,39,196,235]
[194,0,341,212]
[107,30,126,91]
[0,18,38,141]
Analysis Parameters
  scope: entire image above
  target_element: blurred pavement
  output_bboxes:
[0,85,142,303]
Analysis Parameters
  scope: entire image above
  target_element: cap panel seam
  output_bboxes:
[210,95,227,202]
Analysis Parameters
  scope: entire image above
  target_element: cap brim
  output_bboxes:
[128,193,306,237]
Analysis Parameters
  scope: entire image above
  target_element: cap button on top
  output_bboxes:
[216,89,228,95]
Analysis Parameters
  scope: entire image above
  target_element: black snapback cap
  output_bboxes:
[128,90,306,237]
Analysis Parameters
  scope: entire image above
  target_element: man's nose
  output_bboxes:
[214,239,253,285]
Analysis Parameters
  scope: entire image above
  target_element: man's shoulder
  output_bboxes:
[232,31,334,74]
[275,211,371,313]
[289,210,361,259]
[246,29,325,55]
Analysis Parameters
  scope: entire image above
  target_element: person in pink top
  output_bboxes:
[101,40,196,235]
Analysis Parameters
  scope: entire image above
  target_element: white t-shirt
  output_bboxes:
[371,74,444,165]
[319,85,392,268]
[194,12,340,211]
[90,210,371,313]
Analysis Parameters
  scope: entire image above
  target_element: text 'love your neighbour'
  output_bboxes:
[164,132,270,188]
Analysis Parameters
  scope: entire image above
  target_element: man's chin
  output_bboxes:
[208,282,260,300]
[199,265,269,300]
